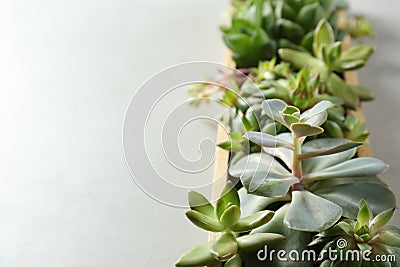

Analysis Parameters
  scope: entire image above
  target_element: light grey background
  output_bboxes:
[0,0,399,266]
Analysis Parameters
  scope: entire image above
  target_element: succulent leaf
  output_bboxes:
[230,210,274,232]
[224,254,242,267]
[243,131,294,149]
[313,183,396,218]
[220,205,241,228]
[185,210,224,232]
[290,123,324,138]
[188,191,215,218]
[284,190,342,232]
[237,233,285,251]
[175,242,218,267]
[210,232,239,261]
[298,140,361,160]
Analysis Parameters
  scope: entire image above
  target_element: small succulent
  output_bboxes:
[309,200,400,266]
[229,99,396,232]
[175,181,285,266]
[221,0,346,67]
[279,19,375,109]
[348,15,374,41]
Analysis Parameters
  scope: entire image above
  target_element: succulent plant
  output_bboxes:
[175,181,285,266]
[279,19,375,109]
[221,0,346,67]
[229,99,396,232]
[178,2,398,266]
[309,200,400,266]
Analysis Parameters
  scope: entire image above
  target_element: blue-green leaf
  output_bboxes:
[303,158,388,182]
[284,190,342,232]
[244,131,294,149]
[237,233,285,251]
[314,183,397,218]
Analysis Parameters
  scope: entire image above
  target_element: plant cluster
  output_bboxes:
[178,0,398,266]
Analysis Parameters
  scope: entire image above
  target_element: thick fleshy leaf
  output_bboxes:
[357,199,373,225]
[378,232,400,248]
[230,210,274,232]
[210,232,238,261]
[224,254,242,267]
[229,153,295,196]
[278,48,329,79]
[298,139,362,160]
[262,133,294,168]
[220,181,241,208]
[220,205,241,228]
[303,158,388,182]
[229,152,291,176]
[237,233,285,251]
[300,100,334,122]
[262,99,288,126]
[244,131,294,149]
[242,171,298,197]
[313,19,335,58]
[302,139,357,174]
[238,187,290,217]
[252,204,313,267]
[349,84,374,101]
[327,74,359,109]
[185,210,224,232]
[175,242,218,267]
[290,123,324,138]
[339,45,375,62]
[336,221,354,236]
[188,191,215,218]
[302,111,328,127]
[308,176,387,190]
[284,190,342,232]
[370,208,395,230]
[334,59,365,72]
[313,183,397,218]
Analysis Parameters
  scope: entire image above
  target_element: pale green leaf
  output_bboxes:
[314,183,397,218]
[357,199,373,225]
[238,187,290,217]
[210,232,238,261]
[300,100,335,121]
[244,131,294,149]
[185,210,224,232]
[262,99,288,126]
[303,158,388,182]
[290,123,324,138]
[224,254,242,267]
[302,138,357,174]
[220,205,241,228]
[370,208,395,231]
[298,139,362,160]
[252,204,313,267]
[313,19,335,58]
[237,233,285,251]
[188,191,215,218]
[284,190,342,232]
[230,210,274,232]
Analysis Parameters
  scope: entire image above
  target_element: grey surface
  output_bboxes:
[0,0,399,266]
